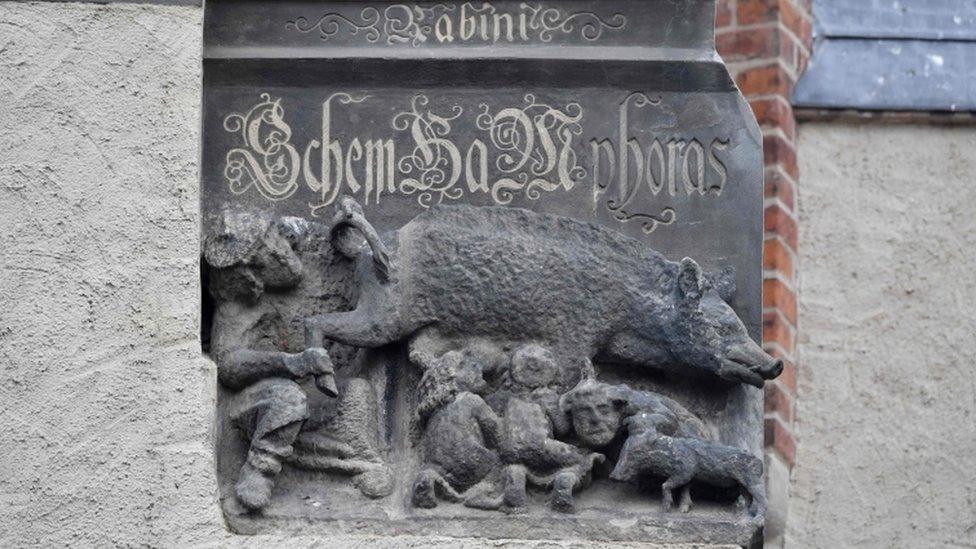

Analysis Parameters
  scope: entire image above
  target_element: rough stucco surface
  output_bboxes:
[789,122,976,547]
[0,3,738,547]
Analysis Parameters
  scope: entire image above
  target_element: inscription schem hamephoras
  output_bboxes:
[222,92,730,234]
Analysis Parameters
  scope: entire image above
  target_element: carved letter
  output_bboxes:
[667,139,685,196]
[460,3,476,40]
[493,13,515,42]
[345,138,363,194]
[466,139,490,193]
[435,14,454,43]
[363,139,396,204]
[645,139,665,195]
[682,139,706,195]
[708,138,729,195]
[590,138,616,207]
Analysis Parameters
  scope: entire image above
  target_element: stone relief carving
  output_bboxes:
[205,198,782,519]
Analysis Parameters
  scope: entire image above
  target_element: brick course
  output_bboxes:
[716,0,811,469]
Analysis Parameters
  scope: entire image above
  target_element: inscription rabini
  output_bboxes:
[221,92,730,234]
[285,2,626,47]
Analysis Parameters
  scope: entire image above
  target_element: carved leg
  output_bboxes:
[745,480,767,517]
[412,468,464,509]
[502,465,528,510]
[550,470,580,514]
[305,308,404,349]
[463,479,504,511]
[661,470,694,513]
[541,439,587,469]
[229,379,308,511]
[679,485,693,513]
[412,469,441,509]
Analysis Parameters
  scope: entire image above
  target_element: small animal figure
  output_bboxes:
[609,413,766,517]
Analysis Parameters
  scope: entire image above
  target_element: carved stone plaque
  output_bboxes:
[201,1,773,545]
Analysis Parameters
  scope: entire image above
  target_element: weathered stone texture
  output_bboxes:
[0,2,219,547]
[791,122,976,547]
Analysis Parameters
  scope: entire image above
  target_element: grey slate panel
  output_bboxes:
[794,0,976,112]
[795,38,976,112]
[816,0,976,41]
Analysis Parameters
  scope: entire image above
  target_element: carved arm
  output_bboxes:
[216,348,333,392]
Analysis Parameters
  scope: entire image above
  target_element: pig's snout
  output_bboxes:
[761,357,784,379]
[726,343,784,385]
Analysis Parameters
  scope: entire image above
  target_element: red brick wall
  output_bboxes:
[716,0,812,469]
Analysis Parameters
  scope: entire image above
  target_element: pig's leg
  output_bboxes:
[305,307,405,349]
[744,479,766,517]
[661,468,695,512]
[678,485,693,513]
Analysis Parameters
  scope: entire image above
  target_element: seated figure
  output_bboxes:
[206,210,389,510]
[412,350,503,509]
[495,345,604,513]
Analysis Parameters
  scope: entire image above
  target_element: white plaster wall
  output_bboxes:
[0,3,727,547]
[789,122,976,547]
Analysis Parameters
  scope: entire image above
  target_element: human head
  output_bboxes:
[204,210,304,303]
[559,379,630,448]
[416,350,489,423]
[509,344,559,390]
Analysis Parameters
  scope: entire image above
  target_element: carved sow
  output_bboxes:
[306,200,782,388]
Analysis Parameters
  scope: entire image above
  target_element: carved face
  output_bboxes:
[668,258,783,388]
[248,227,303,289]
[205,213,304,303]
[416,351,489,423]
[561,381,627,449]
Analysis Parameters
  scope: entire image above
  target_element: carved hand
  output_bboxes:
[285,348,340,398]
[285,348,334,378]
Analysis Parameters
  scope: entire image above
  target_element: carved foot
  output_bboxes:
[236,462,274,511]
[465,492,504,511]
[412,470,439,509]
[550,489,576,514]
[502,466,527,510]
[550,472,578,514]
[353,465,395,499]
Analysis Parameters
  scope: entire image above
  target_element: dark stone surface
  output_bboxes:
[200,0,770,544]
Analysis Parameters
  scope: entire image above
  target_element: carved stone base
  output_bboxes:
[222,471,762,546]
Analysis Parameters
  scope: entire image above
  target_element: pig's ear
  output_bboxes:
[709,267,737,303]
[678,258,705,301]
